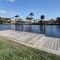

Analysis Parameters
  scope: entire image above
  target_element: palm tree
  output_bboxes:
[56,17,60,21]
[40,15,45,21]
[40,15,45,34]
[56,17,60,24]
[26,12,34,20]
[29,12,34,17]
[15,15,19,21]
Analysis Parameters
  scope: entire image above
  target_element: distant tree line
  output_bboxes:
[0,12,60,25]
[25,13,60,24]
[0,17,11,24]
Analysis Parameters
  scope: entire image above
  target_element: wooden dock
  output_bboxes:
[0,30,60,56]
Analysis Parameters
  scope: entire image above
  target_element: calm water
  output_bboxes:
[0,24,60,38]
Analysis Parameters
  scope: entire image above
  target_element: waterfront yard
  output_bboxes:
[0,37,60,60]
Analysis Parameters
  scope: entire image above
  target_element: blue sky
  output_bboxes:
[0,0,60,20]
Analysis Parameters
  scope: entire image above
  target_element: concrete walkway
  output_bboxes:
[0,30,60,56]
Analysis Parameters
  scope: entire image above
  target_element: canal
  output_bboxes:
[0,24,60,38]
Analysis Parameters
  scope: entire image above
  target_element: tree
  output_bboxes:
[56,17,60,24]
[0,17,11,24]
[0,17,1,20]
[29,12,34,17]
[50,19,54,21]
[15,15,19,18]
[40,15,45,21]
[15,15,19,21]
[26,12,34,20]
[0,17,3,24]
[56,17,60,21]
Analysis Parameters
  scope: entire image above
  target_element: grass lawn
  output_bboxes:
[0,37,60,60]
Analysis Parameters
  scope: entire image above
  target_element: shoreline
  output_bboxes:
[0,23,60,25]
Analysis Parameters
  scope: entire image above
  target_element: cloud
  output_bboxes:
[0,10,7,14]
[0,0,15,2]
[8,0,15,2]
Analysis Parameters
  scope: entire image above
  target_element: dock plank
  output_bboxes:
[0,30,60,56]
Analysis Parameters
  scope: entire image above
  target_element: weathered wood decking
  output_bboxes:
[0,30,60,56]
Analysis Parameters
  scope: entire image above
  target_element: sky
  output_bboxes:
[0,0,60,20]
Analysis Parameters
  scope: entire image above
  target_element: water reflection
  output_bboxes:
[39,25,44,34]
[25,25,32,32]
[15,24,23,31]
[56,25,60,31]
[0,24,11,30]
[0,24,60,38]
